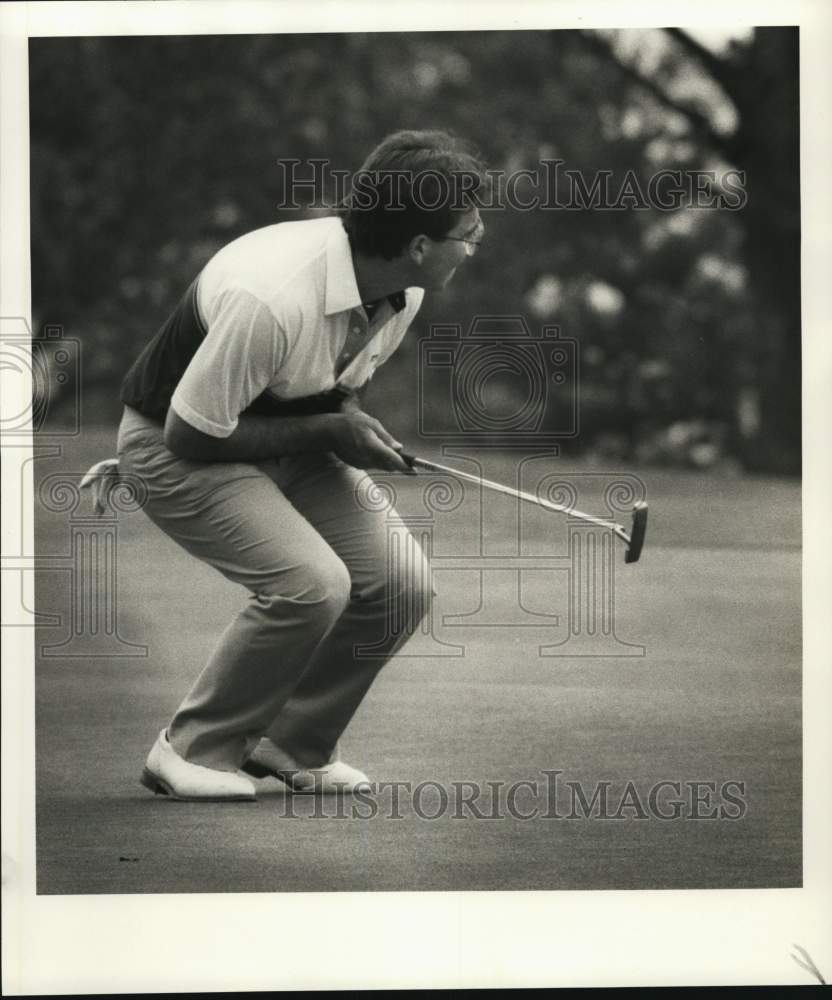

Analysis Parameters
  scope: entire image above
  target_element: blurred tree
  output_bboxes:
[29,30,800,475]
[571,27,800,474]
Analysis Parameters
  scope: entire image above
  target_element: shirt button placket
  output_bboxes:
[337,311,366,375]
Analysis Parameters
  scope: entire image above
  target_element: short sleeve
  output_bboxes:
[170,288,287,437]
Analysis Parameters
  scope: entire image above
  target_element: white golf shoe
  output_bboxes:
[243,739,372,794]
[140,729,257,802]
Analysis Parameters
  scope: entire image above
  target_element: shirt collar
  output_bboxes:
[324,219,408,317]
[324,220,363,316]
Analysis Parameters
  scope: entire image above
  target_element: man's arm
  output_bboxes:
[162,286,408,470]
[164,406,411,471]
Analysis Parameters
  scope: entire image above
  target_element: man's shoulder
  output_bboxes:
[216,216,342,265]
[202,216,343,314]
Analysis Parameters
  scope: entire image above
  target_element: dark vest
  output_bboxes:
[120,279,352,422]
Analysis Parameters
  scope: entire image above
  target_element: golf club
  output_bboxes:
[400,452,648,564]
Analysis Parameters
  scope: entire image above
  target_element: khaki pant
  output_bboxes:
[116,406,433,771]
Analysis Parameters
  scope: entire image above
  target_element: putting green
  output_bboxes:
[33,430,800,893]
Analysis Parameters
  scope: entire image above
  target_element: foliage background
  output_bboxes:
[29,28,800,474]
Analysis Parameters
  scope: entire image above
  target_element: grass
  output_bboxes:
[34,427,801,893]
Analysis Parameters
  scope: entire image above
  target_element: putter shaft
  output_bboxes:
[403,454,634,547]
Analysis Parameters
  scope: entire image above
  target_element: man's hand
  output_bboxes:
[325,411,412,472]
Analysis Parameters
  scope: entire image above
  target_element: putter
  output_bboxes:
[400,452,648,564]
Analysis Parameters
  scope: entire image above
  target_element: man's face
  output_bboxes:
[417,207,485,291]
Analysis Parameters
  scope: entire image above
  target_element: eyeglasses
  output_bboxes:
[437,222,485,257]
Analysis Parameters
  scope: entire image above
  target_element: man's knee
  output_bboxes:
[377,553,435,630]
[408,559,435,627]
[310,557,353,617]
[257,554,352,623]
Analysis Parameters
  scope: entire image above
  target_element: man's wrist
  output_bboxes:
[303,412,341,452]
[340,393,362,413]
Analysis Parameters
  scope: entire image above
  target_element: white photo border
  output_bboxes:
[2,0,830,992]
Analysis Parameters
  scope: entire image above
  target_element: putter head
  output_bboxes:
[624,502,648,564]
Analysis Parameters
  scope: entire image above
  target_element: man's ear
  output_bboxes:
[407,233,431,264]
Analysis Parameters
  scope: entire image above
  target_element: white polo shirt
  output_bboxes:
[170,216,424,438]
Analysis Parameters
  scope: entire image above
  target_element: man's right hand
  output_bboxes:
[324,412,412,472]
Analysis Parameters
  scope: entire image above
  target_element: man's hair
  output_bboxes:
[339,129,488,260]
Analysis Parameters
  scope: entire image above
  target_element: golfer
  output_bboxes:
[113,130,486,800]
